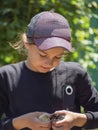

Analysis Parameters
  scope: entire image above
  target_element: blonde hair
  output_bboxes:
[10,33,34,49]
[9,33,34,58]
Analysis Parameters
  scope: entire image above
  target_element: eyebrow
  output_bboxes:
[39,50,46,54]
[39,49,65,56]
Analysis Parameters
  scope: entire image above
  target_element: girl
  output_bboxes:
[0,11,98,130]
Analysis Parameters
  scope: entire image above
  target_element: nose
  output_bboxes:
[45,58,53,66]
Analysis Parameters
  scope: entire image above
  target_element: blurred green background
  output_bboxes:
[0,0,98,88]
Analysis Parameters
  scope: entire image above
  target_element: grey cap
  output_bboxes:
[26,11,73,52]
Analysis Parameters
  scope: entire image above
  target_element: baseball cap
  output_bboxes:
[26,11,73,52]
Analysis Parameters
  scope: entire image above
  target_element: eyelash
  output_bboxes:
[39,54,46,57]
[55,56,62,59]
[39,54,62,61]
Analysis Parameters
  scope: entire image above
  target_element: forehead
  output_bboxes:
[39,47,66,55]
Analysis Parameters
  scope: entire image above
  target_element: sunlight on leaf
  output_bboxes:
[5,57,11,63]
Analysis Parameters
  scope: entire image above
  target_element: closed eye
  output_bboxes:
[55,56,62,59]
[39,54,47,57]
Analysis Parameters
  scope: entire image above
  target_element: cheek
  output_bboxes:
[52,59,61,67]
[28,50,38,60]
[28,52,39,63]
[33,55,46,65]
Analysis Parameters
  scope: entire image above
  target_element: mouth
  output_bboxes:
[41,66,51,70]
[40,66,55,72]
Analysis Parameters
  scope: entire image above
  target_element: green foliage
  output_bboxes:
[0,0,98,85]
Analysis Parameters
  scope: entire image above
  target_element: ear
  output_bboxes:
[23,42,30,50]
[22,33,31,50]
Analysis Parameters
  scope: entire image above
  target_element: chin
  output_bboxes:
[39,68,55,73]
[39,70,50,73]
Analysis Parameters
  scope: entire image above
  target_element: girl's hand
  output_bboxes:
[51,110,87,130]
[12,112,51,130]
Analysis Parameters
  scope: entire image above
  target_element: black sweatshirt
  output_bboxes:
[0,61,98,130]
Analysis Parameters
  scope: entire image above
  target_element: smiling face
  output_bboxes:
[24,43,66,73]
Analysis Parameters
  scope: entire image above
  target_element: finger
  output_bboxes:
[54,110,66,115]
[52,125,65,130]
[40,126,51,130]
[52,119,65,127]
[40,121,51,128]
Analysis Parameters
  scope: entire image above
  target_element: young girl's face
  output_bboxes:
[25,43,65,73]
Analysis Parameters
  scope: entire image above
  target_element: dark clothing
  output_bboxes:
[0,61,98,130]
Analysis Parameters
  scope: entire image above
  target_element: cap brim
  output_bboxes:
[34,37,73,52]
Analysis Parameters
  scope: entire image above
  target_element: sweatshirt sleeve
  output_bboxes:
[0,71,15,130]
[84,111,98,129]
[0,118,15,130]
[76,65,98,129]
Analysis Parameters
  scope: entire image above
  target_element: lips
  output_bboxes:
[41,66,51,70]
[41,66,55,73]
